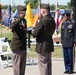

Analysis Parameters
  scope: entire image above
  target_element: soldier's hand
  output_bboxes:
[19,11,25,19]
[20,13,25,18]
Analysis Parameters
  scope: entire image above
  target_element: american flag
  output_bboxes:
[55,1,62,30]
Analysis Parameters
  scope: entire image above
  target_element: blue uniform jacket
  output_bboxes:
[61,19,76,47]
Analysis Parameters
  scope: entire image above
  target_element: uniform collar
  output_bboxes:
[65,19,71,23]
[42,14,51,18]
[66,19,71,22]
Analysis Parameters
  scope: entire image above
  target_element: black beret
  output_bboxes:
[17,5,26,11]
[41,4,50,10]
[63,13,70,16]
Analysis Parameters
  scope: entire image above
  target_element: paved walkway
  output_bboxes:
[0,58,76,75]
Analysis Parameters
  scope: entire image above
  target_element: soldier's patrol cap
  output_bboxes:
[41,4,50,10]
[17,5,26,11]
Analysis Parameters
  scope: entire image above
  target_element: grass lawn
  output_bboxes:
[0,26,76,58]
[27,45,63,58]
[0,26,12,40]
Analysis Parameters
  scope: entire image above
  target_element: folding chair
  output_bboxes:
[0,40,12,68]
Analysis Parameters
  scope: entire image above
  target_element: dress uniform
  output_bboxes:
[10,5,27,75]
[61,13,76,74]
[32,4,56,75]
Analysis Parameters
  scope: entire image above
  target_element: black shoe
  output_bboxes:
[64,70,69,73]
[68,71,73,74]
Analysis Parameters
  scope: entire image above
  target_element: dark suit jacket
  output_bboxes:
[61,19,76,47]
[10,16,27,50]
[32,15,56,53]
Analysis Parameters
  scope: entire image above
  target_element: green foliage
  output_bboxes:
[50,4,55,10]
[2,5,16,12]
[67,2,71,9]
[58,2,71,10]
[2,44,64,58]
[24,0,41,9]
[59,5,67,9]
[2,5,8,9]
[50,1,71,10]
[28,45,63,58]
[0,27,12,40]
[53,46,63,58]
[11,6,16,12]
[1,26,75,58]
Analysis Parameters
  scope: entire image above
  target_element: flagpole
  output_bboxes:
[38,0,40,17]
[18,0,20,5]
[0,0,2,37]
[11,0,13,6]
[38,0,40,6]
[56,0,58,5]
[38,0,40,4]
[48,0,50,5]
[7,0,11,40]
[57,0,58,2]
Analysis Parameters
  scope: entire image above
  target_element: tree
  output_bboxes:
[67,2,71,9]
[24,0,41,9]
[59,5,67,9]
[71,0,76,21]
[2,5,8,9]
[50,4,55,10]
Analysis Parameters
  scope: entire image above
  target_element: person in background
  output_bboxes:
[32,4,56,75]
[10,5,27,75]
[61,12,76,74]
